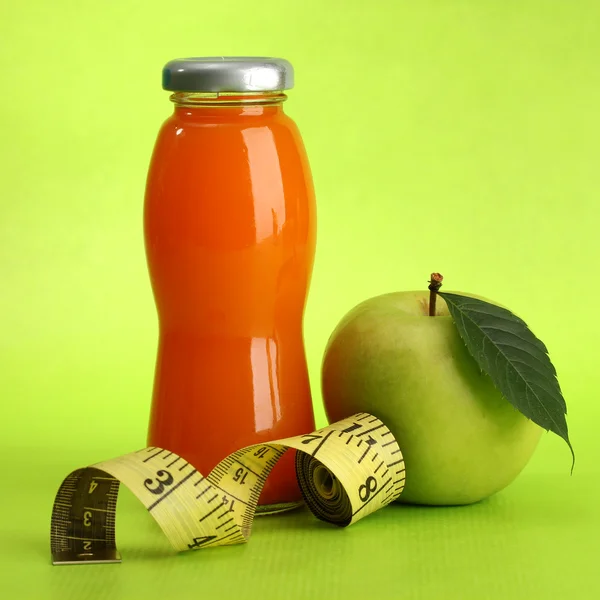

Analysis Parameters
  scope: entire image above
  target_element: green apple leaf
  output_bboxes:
[438,292,574,468]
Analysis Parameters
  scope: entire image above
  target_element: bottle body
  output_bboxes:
[145,97,316,508]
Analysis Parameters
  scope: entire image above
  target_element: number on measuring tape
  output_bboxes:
[50,413,406,565]
[233,468,248,484]
[253,447,269,459]
[188,536,217,550]
[300,433,322,445]
[341,422,362,434]
[144,470,174,495]
[358,476,378,502]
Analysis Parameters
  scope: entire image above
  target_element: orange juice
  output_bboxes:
[144,58,316,510]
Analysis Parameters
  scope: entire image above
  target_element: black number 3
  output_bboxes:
[144,470,174,495]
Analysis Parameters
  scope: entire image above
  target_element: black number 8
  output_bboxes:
[358,476,378,502]
[144,470,174,495]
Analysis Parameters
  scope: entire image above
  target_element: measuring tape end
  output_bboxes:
[52,549,122,566]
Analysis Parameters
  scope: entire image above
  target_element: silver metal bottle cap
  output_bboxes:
[162,57,294,92]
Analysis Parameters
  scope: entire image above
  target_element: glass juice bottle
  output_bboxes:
[144,57,316,512]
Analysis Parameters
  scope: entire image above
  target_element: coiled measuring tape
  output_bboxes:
[50,413,405,565]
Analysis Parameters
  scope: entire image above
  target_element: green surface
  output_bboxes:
[1,1,599,598]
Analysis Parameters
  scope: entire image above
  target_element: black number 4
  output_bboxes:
[188,535,216,549]
[342,422,362,434]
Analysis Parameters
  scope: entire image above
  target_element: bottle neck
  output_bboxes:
[170,91,287,106]
[170,91,287,118]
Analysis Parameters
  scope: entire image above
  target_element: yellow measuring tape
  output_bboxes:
[50,413,405,564]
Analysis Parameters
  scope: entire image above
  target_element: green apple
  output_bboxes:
[321,290,543,505]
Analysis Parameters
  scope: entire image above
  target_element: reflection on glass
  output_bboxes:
[242,127,286,242]
[252,337,281,433]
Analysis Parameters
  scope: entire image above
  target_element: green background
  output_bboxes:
[1,1,599,598]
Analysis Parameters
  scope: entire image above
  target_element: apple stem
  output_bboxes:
[428,273,444,316]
